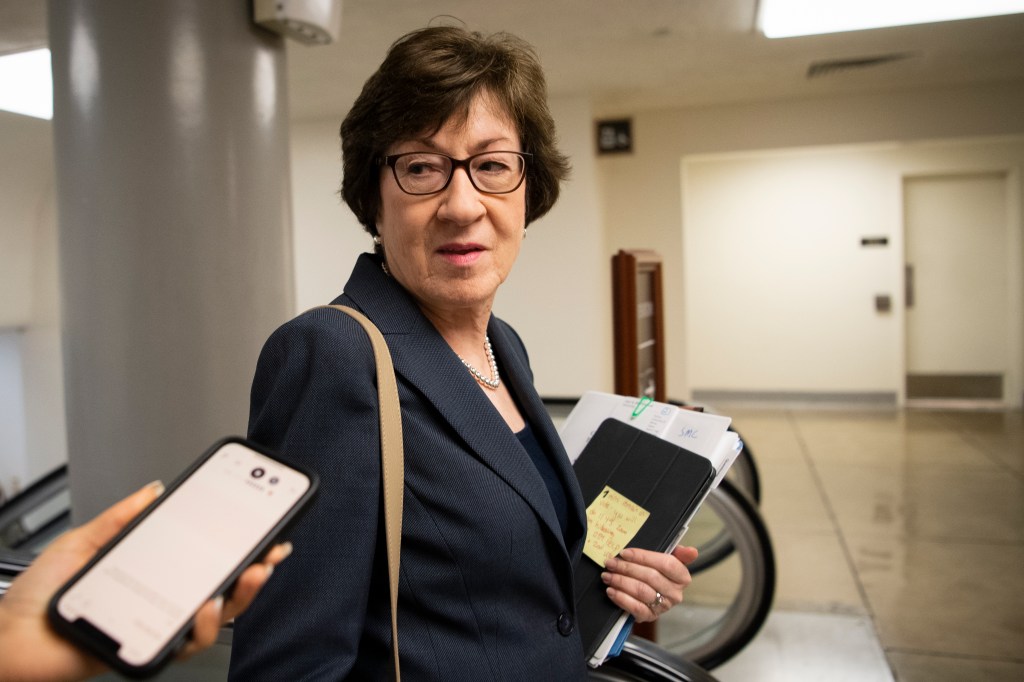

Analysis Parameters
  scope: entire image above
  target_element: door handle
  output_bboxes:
[905,264,915,308]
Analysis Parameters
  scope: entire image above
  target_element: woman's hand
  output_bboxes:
[0,481,292,682]
[601,545,699,623]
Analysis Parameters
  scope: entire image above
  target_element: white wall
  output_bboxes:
[495,96,613,397]
[0,111,66,492]
[0,332,28,497]
[19,178,67,482]
[682,138,1024,404]
[600,80,1024,403]
[0,112,50,328]
[290,118,364,314]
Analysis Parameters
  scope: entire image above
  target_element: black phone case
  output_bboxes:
[46,435,319,679]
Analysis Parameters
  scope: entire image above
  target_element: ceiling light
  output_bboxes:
[760,0,1024,38]
[0,48,52,120]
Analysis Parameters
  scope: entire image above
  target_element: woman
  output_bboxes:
[228,26,697,680]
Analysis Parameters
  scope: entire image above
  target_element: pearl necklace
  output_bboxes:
[458,336,500,390]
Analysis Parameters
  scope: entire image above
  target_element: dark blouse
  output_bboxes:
[516,423,570,538]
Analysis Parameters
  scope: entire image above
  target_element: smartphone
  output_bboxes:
[47,436,318,678]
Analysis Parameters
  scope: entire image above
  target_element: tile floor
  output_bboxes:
[660,405,1024,682]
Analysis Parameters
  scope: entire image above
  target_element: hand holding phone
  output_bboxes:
[46,437,317,678]
[0,479,294,682]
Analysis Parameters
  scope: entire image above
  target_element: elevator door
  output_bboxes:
[903,173,1009,401]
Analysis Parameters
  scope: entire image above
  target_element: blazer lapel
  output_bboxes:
[488,322,587,557]
[340,255,574,555]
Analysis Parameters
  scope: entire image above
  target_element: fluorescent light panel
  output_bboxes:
[0,48,52,120]
[761,0,1024,38]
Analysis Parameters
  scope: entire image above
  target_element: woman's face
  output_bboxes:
[376,92,527,320]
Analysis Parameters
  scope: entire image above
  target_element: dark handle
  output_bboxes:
[905,264,915,308]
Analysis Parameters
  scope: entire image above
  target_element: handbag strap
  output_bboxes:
[323,305,403,680]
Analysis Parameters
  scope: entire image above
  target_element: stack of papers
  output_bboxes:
[560,391,742,667]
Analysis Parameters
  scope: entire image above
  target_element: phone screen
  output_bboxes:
[54,441,312,667]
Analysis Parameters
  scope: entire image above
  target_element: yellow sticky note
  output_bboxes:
[583,486,650,567]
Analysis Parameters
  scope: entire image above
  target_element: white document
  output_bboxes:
[561,391,733,469]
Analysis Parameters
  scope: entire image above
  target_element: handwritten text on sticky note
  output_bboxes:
[583,486,650,567]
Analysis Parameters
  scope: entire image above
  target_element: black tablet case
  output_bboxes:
[572,418,715,660]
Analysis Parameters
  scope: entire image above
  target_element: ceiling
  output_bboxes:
[3,0,1024,120]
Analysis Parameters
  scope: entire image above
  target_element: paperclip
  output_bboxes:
[630,396,653,420]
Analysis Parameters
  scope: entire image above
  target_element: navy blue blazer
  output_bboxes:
[228,254,589,680]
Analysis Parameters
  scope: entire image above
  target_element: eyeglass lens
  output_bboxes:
[391,152,526,194]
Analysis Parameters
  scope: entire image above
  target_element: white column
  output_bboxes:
[48,0,294,521]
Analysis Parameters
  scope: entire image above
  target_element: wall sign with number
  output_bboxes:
[596,119,633,154]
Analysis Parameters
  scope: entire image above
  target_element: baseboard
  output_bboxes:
[690,389,898,409]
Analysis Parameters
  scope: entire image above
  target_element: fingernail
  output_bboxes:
[147,480,165,496]
[279,542,294,560]
[605,557,618,570]
[265,564,274,579]
[213,595,224,613]
[601,572,611,583]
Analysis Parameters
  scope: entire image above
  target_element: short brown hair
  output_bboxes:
[340,26,571,233]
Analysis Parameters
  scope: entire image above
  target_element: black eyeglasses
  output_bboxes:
[382,151,531,195]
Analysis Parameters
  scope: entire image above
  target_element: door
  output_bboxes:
[903,173,1009,402]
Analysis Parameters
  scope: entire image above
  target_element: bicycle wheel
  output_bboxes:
[657,479,775,670]
[665,402,761,501]
[723,429,760,504]
[688,433,760,575]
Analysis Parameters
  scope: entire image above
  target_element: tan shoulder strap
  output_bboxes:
[323,305,403,680]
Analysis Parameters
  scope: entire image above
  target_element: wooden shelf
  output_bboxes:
[612,249,666,402]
